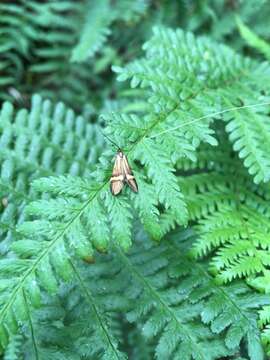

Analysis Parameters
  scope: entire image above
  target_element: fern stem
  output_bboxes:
[22,289,39,360]
[68,259,121,360]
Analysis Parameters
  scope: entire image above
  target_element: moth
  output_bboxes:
[103,133,138,195]
[110,149,138,195]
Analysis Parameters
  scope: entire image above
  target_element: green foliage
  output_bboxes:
[4,334,23,360]
[71,0,114,62]
[194,0,270,47]
[114,230,269,360]
[0,94,104,255]
[236,16,270,60]
[115,26,270,184]
[178,135,270,290]
[178,136,270,353]
[0,0,150,107]
[1,1,270,359]
[3,226,268,359]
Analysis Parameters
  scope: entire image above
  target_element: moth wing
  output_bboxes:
[110,178,124,195]
[112,153,122,176]
[126,175,138,193]
[110,153,125,195]
[122,155,138,193]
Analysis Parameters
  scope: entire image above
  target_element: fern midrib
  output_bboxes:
[114,245,208,360]
[69,259,122,360]
[22,289,39,360]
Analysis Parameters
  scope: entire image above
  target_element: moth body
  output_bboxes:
[110,150,138,195]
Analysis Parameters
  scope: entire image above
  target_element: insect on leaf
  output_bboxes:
[110,150,138,195]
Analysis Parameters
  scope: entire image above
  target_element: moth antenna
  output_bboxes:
[102,132,120,150]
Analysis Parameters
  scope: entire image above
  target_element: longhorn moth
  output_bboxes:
[103,134,138,196]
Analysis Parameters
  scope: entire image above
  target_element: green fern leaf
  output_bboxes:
[236,16,270,60]
[71,0,113,62]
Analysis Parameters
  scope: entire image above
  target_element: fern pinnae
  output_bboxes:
[169,234,268,360]
[184,148,270,294]
[0,182,106,325]
[103,229,268,359]
[71,0,113,62]
[114,244,209,360]
[3,334,23,360]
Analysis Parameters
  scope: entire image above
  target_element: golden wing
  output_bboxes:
[110,179,124,195]
[110,152,125,195]
[122,154,138,193]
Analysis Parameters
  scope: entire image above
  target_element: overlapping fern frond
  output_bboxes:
[178,135,270,290]
[112,230,268,360]
[177,133,270,354]
[4,227,268,359]
[0,94,104,250]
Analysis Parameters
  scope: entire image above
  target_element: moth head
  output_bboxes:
[117,149,123,157]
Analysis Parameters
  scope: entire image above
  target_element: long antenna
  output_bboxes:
[150,101,270,139]
[102,132,120,149]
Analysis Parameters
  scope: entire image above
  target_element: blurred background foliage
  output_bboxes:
[1,0,270,112]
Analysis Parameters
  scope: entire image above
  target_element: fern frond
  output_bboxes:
[178,136,270,294]
[0,94,104,252]
[236,16,270,60]
[34,260,127,359]
[114,26,270,184]
[193,197,270,287]
[19,227,262,359]
[0,95,109,351]
[2,1,270,358]
[224,105,270,183]
[4,334,23,360]
[67,260,126,360]
[87,229,269,360]
[71,0,113,62]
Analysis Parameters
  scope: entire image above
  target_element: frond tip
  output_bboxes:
[71,0,113,62]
